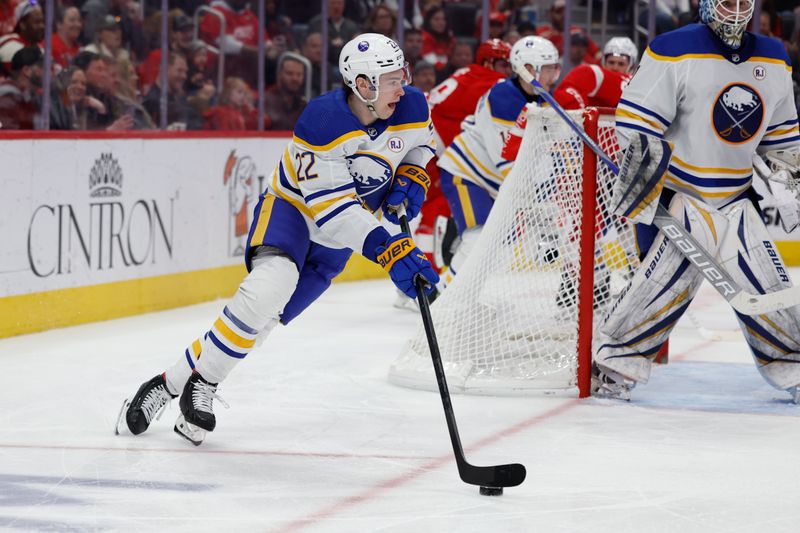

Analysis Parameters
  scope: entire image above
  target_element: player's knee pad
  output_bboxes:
[229,247,299,342]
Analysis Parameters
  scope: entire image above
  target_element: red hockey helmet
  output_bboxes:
[475,38,511,66]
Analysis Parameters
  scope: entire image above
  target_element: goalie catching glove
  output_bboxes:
[754,148,800,232]
[376,233,439,298]
[610,133,673,225]
[383,164,431,224]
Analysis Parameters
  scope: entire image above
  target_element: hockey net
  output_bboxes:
[390,107,638,397]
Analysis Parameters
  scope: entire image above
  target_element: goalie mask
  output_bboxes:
[699,0,754,49]
[510,36,560,83]
[602,37,638,73]
[339,33,410,106]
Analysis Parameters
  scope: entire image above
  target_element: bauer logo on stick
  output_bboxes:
[712,83,764,144]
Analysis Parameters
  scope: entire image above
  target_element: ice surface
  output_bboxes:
[1,276,799,532]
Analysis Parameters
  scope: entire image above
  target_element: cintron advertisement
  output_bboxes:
[0,134,382,337]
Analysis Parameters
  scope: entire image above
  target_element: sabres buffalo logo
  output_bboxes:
[346,153,393,212]
[711,83,764,144]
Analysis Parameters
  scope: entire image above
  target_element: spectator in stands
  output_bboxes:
[363,4,397,38]
[0,0,15,37]
[302,31,338,97]
[83,15,130,62]
[0,1,44,75]
[139,13,195,94]
[412,59,436,93]
[421,6,455,72]
[499,0,537,28]
[436,38,474,82]
[402,28,425,69]
[199,0,278,88]
[0,46,41,130]
[265,0,296,52]
[76,51,133,130]
[517,21,537,37]
[536,0,600,64]
[184,40,214,96]
[81,0,145,60]
[50,66,90,130]
[142,51,202,130]
[639,0,691,35]
[568,31,589,67]
[308,0,359,69]
[115,57,154,129]
[52,6,82,69]
[475,11,509,40]
[203,76,251,130]
[265,53,307,131]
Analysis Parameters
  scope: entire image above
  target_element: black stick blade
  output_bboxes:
[459,462,526,488]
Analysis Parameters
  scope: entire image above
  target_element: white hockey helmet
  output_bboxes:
[510,36,560,80]
[339,33,410,103]
[699,0,754,49]
[602,37,638,71]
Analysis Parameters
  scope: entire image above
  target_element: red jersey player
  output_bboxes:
[502,36,638,161]
[419,39,512,269]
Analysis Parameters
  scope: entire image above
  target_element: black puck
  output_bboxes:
[479,486,503,496]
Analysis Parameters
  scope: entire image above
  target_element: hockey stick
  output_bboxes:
[397,209,526,490]
[520,73,800,315]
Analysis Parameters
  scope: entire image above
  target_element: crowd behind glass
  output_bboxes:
[0,0,797,132]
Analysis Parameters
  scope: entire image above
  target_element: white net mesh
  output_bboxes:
[390,107,638,396]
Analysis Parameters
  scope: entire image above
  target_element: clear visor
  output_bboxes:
[376,62,412,92]
[533,62,561,81]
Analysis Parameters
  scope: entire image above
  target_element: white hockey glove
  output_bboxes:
[218,34,244,54]
[754,149,800,233]
[610,133,673,225]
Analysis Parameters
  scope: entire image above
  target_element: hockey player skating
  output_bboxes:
[415,39,511,270]
[436,36,560,289]
[116,33,440,444]
[502,36,638,160]
[592,0,800,402]
[553,36,638,110]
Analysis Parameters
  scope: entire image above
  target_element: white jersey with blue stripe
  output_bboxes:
[266,86,436,253]
[616,24,799,208]
[437,78,532,197]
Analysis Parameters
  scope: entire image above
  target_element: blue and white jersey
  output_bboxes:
[266,86,436,253]
[616,23,799,208]
[437,78,531,198]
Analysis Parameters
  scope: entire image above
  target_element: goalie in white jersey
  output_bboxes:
[593,0,800,402]
[437,35,560,288]
[115,34,439,444]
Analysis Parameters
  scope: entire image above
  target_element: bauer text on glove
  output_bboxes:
[376,234,440,298]
[383,164,431,224]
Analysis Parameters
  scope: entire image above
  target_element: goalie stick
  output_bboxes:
[396,207,527,490]
[519,71,800,315]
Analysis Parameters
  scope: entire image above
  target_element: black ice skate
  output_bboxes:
[115,373,177,435]
[174,371,228,446]
[590,363,635,401]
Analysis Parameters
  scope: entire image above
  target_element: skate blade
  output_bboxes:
[114,398,131,435]
[174,414,207,446]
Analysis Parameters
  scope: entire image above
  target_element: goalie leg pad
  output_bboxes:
[595,194,716,383]
[720,200,800,391]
